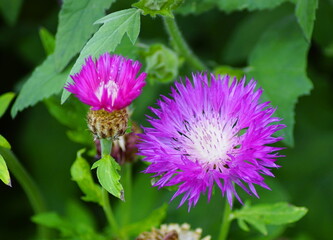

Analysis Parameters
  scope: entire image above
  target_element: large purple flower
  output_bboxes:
[138,73,285,209]
[65,53,147,112]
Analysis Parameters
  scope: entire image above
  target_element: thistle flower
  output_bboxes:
[65,53,146,139]
[65,53,147,112]
[138,73,285,209]
[136,223,211,240]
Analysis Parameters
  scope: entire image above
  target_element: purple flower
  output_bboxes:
[138,73,285,210]
[65,53,147,112]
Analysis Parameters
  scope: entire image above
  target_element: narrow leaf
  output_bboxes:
[0,92,15,118]
[295,0,318,41]
[32,212,73,236]
[95,155,124,200]
[0,0,23,25]
[0,154,11,186]
[0,135,11,149]
[61,8,141,103]
[248,17,313,146]
[71,149,103,206]
[120,204,168,237]
[39,27,55,56]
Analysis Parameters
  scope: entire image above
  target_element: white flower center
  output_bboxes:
[95,80,119,103]
[174,111,241,170]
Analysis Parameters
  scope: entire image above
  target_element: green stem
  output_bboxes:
[123,163,132,226]
[102,188,119,232]
[99,139,119,233]
[218,198,233,240]
[0,147,51,239]
[163,16,207,71]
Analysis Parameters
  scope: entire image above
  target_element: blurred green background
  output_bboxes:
[1,0,333,239]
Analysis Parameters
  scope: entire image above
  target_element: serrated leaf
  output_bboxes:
[11,55,70,117]
[0,92,15,118]
[71,149,104,206]
[0,135,11,149]
[0,0,23,25]
[233,202,308,235]
[39,27,55,56]
[53,0,116,72]
[95,155,124,200]
[0,154,11,186]
[61,8,141,103]
[295,0,318,41]
[120,204,168,237]
[248,17,313,146]
[10,0,117,117]
[132,0,183,17]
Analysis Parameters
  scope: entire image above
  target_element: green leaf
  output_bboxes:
[0,154,11,186]
[132,0,183,17]
[32,212,74,236]
[143,44,182,83]
[0,0,23,25]
[0,92,15,118]
[248,17,313,146]
[10,0,117,117]
[61,8,141,103]
[294,0,318,41]
[70,149,104,206]
[120,204,168,237]
[214,65,245,80]
[11,55,70,117]
[39,27,55,56]
[233,202,308,235]
[94,155,124,200]
[53,0,116,72]
[216,0,288,12]
[0,135,11,149]
[176,0,288,14]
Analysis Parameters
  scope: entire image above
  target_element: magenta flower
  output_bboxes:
[138,73,285,209]
[65,53,147,112]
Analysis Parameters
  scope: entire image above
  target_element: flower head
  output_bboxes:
[65,53,147,112]
[138,73,285,209]
[136,223,211,240]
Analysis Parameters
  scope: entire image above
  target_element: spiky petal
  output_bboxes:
[65,53,147,112]
[138,73,286,210]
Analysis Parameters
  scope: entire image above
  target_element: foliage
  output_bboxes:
[2,0,332,239]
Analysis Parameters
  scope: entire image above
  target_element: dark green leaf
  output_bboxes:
[11,55,70,117]
[132,0,183,17]
[53,0,116,72]
[216,0,288,12]
[0,92,15,118]
[295,0,318,41]
[70,149,104,206]
[248,17,313,146]
[93,155,124,200]
[0,154,11,186]
[175,0,215,15]
[233,202,308,235]
[120,204,168,237]
[39,27,55,56]
[61,8,141,103]
[0,0,23,25]
[32,212,74,236]
[0,135,11,149]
